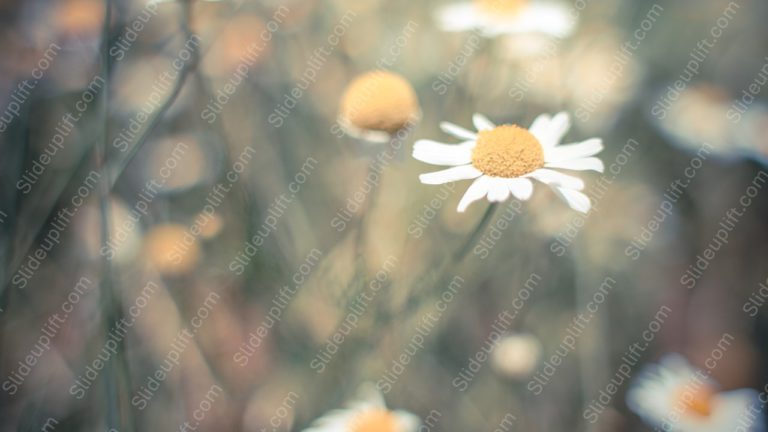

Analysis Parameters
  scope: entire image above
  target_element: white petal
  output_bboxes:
[508,178,533,200]
[545,138,604,163]
[413,140,474,166]
[542,112,571,146]
[353,384,387,409]
[528,113,551,137]
[394,411,422,432]
[440,122,477,140]
[487,177,511,202]
[457,176,492,212]
[526,168,584,190]
[553,187,591,213]
[338,116,392,143]
[435,3,480,32]
[419,165,482,185]
[486,2,575,37]
[546,157,604,172]
[472,113,495,131]
[528,112,571,148]
[713,389,765,432]
[524,3,576,37]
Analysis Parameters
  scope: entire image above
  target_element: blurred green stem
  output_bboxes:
[386,202,500,330]
[339,141,391,306]
[453,202,498,262]
[574,249,607,432]
[107,1,198,189]
[97,0,133,430]
[426,202,500,291]
[352,156,382,276]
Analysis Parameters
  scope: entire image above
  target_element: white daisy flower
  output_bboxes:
[302,385,420,432]
[436,0,575,38]
[338,71,421,143]
[627,354,765,432]
[413,111,603,213]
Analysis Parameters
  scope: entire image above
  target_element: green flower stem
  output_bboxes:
[377,202,501,339]
[452,202,499,262]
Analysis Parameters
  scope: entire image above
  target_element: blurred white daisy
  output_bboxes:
[338,71,421,143]
[436,0,575,38]
[627,354,765,432]
[413,112,603,213]
[302,385,420,432]
[491,333,542,378]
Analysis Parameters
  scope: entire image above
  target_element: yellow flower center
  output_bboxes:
[673,384,715,418]
[351,409,399,432]
[471,125,544,178]
[340,71,419,134]
[475,0,527,16]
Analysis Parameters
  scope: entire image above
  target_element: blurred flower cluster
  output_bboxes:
[0,0,767,431]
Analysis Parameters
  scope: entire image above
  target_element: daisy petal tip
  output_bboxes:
[472,113,495,131]
[574,197,592,213]
[439,122,477,140]
[508,178,534,201]
[551,111,570,126]
[412,140,428,155]
[546,157,605,172]
[456,177,490,213]
[412,139,433,149]
[412,140,474,166]
[487,193,508,203]
[411,151,429,164]
[418,173,446,185]
[419,165,482,185]
[593,159,606,173]
[556,187,591,213]
[581,137,604,152]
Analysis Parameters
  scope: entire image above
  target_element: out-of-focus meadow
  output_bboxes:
[0,0,767,431]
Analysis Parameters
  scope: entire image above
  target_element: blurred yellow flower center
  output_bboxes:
[203,15,269,75]
[55,0,104,35]
[351,409,399,432]
[340,71,419,134]
[674,385,715,418]
[475,0,527,15]
[144,224,201,276]
[471,125,544,178]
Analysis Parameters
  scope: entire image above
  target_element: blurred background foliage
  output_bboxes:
[0,0,767,431]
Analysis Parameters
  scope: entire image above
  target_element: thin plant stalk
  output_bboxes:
[96,0,133,430]
[107,1,198,189]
